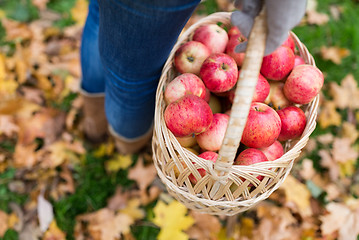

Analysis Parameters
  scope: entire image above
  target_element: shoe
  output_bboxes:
[108,125,153,155]
[80,89,108,143]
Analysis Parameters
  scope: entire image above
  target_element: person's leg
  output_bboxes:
[80,0,107,142]
[97,0,201,152]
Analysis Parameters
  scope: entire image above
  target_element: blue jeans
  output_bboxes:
[80,0,200,139]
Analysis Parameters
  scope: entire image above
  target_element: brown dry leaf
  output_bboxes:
[329,5,343,20]
[306,10,330,25]
[107,187,131,211]
[319,149,339,181]
[76,208,134,240]
[320,199,359,240]
[119,198,145,220]
[13,142,38,168]
[299,158,316,180]
[280,175,312,217]
[1,18,32,41]
[0,115,19,137]
[186,211,221,240]
[17,108,65,146]
[317,133,334,145]
[128,157,157,192]
[332,137,358,164]
[0,210,9,237]
[32,0,49,10]
[329,74,359,109]
[42,220,66,240]
[341,122,359,143]
[320,46,350,64]
[318,101,342,129]
[253,203,300,240]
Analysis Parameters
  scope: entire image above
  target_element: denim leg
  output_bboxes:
[98,0,201,139]
[80,0,105,94]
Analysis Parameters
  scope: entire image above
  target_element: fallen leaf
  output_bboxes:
[105,154,133,172]
[128,157,157,192]
[0,115,19,137]
[13,142,38,168]
[318,101,341,129]
[152,200,194,240]
[332,137,358,164]
[76,208,134,240]
[299,158,316,180]
[186,211,221,240]
[71,0,88,26]
[0,210,9,237]
[341,122,359,143]
[37,192,54,232]
[254,202,300,240]
[320,199,359,240]
[329,74,359,109]
[42,220,66,240]
[280,175,312,217]
[119,198,145,220]
[1,18,32,41]
[107,187,131,211]
[319,149,339,181]
[306,10,330,25]
[320,46,350,64]
[32,0,49,10]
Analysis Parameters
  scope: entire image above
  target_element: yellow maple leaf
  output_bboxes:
[105,154,133,172]
[43,220,66,240]
[93,142,115,157]
[152,200,194,240]
[280,175,312,217]
[318,101,341,129]
[71,0,89,26]
[119,198,145,220]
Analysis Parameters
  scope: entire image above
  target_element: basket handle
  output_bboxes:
[210,8,267,199]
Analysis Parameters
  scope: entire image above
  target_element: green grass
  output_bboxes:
[53,152,135,240]
[293,0,359,84]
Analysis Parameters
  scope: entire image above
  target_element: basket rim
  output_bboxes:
[151,11,319,214]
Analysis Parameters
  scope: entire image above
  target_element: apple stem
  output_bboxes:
[255,107,259,111]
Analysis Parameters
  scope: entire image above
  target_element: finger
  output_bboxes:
[231,11,254,37]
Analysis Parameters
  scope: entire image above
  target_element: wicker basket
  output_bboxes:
[152,11,319,216]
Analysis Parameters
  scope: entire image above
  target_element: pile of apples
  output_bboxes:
[163,23,324,185]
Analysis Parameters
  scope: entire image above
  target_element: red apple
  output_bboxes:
[189,151,218,184]
[276,106,307,141]
[293,55,306,67]
[192,24,229,54]
[226,33,247,67]
[200,53,238,93]
[196,113,229,151]
[258,140,284,161]
[264,81,292,110]
[283,64,324,105]
[204,87,211,102]
[164,73,206,104]
[234,148,268,182]
[227,26,242,38]
[174,41,211,75]
[282,33,295,52]
[234,148,268,165]
[260,46,295,81]
[241,102,282,148]
[164,94,213,137]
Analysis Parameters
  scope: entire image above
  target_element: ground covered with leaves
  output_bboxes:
[0,0,359,239]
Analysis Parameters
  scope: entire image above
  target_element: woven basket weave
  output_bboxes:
[152,11,319,216]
